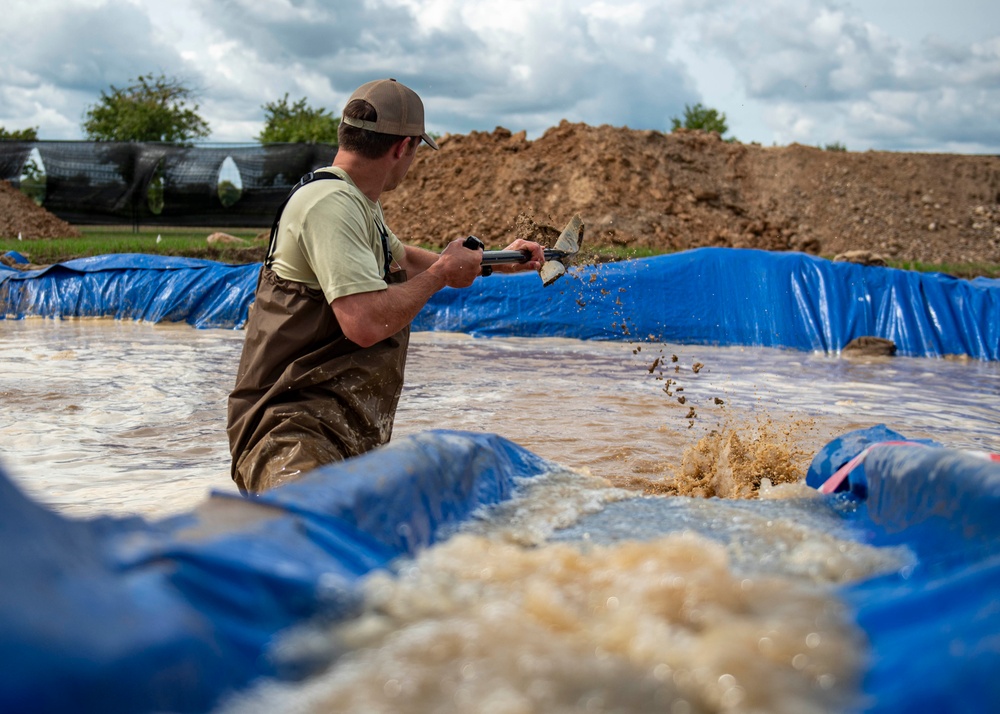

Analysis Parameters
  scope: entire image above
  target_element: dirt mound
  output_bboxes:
[0,180,81,240]
[383,122,1000,267]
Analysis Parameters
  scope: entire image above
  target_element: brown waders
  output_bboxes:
[227,171,409,494]
[227,267,408,493]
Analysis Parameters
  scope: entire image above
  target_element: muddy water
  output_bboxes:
[2,319,998,713]
[3,320,997,517]
[0,319,240,516]
[212,467,916,714]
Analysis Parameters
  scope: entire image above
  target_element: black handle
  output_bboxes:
[462,235,493,276]
[462,235,485,251]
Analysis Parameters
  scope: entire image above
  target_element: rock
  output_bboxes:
[206,232,244,245]
[843,336,897,357]
[833,250,888,267]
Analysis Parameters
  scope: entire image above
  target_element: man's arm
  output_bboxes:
[399,244,441,276]
[332,239,482,347]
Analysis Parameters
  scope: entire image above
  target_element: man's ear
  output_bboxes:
[393,137,413,159]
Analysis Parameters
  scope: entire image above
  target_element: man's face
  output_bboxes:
[384,137,420,192]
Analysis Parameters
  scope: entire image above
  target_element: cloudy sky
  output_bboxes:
[2,0,998,153]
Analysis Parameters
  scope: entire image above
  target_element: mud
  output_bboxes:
[383,123,1000,271]
[623,418,812,499]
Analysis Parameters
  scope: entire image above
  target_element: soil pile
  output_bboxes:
[384,122,1000,267]
[0,180,81,240]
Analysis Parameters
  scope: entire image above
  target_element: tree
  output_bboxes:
[0,126,38,141]
[82,73,210,142]
[670,103,729,137]
[258,94,339,145]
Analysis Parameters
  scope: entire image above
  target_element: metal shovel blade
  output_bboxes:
[540,214,584,286]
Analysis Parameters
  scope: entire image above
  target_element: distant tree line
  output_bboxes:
[0,126,38,141]
[0,73,340,147]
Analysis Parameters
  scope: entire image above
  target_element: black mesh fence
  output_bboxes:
[0,141,337,227]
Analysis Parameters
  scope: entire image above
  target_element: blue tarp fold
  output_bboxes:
[0,431,555,714]
[808,426,1000,713]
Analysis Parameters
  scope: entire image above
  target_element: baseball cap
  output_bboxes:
[341,78,439,150]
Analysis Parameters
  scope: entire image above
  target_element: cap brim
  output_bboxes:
[421,133,439,151]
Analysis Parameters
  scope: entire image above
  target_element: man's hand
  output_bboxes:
[492,239,545,274]
[426,238,484,287]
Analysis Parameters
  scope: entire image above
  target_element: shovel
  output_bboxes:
[463,214,584,286]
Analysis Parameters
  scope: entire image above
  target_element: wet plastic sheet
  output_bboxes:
[416,248,1000,360]
[808,427,1000,713]
[0,430,553,714]
[3,247,998,359]
[0,254,259,328]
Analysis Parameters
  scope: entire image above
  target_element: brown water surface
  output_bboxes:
[2,320,996,517]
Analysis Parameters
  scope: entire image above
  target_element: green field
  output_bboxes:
[1,227,267,265]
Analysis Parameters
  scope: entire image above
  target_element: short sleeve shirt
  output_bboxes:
[269,166,406,302]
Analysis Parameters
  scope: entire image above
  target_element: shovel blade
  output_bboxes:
[540,214,584,286]
[554,214,584,256]
[539,260,566,286]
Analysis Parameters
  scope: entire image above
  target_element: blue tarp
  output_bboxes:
[0,431,554,713]
[807,427,1000,713]
[3,248,999,359]
[0,254,259,329]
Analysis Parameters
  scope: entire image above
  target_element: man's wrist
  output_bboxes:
[424,262,449,290]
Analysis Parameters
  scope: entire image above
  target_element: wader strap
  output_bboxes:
[264,171,393,281]
[372,215,392,277]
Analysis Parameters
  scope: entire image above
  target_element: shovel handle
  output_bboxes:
[462,236,571,276]
[462,237,568,263]
[481,249,532,265]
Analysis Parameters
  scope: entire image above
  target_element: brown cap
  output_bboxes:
[341,78,439,150]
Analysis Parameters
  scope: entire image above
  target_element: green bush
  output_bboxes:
[670,103,729,136]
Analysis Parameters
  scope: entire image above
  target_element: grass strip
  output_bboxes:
[1,227,267,265]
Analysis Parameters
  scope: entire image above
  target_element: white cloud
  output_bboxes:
[0,0,997,152]
[689,0,1000,151]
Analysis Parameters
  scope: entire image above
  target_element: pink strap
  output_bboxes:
[817,441,929,495]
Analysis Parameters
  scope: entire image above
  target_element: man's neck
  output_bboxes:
[332,152,387,202]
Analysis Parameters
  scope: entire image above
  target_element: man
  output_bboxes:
[227,78,544,494]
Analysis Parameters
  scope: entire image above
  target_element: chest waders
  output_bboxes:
[226,172,410,494]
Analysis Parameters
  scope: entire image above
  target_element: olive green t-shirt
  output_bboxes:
[269,166,405,302]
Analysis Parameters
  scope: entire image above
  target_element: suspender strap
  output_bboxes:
[372,215,393,277]
[264,171,393,279]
